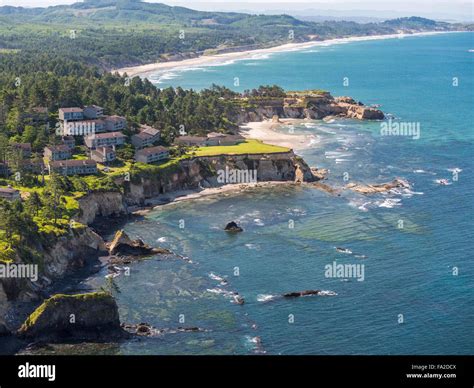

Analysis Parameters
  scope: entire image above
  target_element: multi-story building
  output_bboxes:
[83,105,104,119]
[59,107,84,121]
[0,186,21,201]
[105,115,127,132]
[135,146,169,164]
[11,143,32,158]
[174,135,208,147]
[90,147,116,163]
[62,119,105,136]
[44,144,72,161]
[61,136,76,150]
[131,125,161,149]
[84,131,126,149]
[48,159,97,176]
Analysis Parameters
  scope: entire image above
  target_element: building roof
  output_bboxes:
[44,144,71,153]
[59,107,83,113]
[207,132,227,138]
[136,146,168,156]
[85,105,103,110]
[91,147,115,155]
[85,131,125,140]
[12,142,31,150]
[132,132,154,141]
[139,125,160,136]
[175,135,207,143]
[49,159,97,168]
[0,186,19,194]
[45,144,70,152]
[106,115,126,122]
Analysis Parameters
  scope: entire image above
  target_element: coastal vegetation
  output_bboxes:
[193,140,290,157]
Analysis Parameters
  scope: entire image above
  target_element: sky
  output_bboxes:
[0,0,472,22]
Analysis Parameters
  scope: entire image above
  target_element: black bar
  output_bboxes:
[0,356,472,386]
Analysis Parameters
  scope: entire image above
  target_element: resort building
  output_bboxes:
[62,119,106,136]
[21,107,49,124]
[11,142,32,158]
[84,131,126,149]
[83,105,104,119]
[91,147,116,163]
[59,107,84,122]
[48,159,98,176]
[0,186,21,201]
[174,135,208,147]
[105,115,127,132]
[131,125,161,149]
[44,144,72,161]
[135,146,169,164]
[61,136,76,150]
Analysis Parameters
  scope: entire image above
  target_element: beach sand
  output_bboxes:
[239,119,316,150]
[115,31,452,78]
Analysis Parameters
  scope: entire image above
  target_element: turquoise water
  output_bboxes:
[74,33,473,355]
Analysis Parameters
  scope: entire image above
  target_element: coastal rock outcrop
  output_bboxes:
[224,221,243,233]
[77,191,127,225]
[234,92,384,123]
[346,178,410,194]
[17,292,125,341]
[124,152,319,205]
[108,230,169,257]
[283,290,321,298]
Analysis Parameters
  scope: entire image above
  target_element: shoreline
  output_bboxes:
[239,119,317,150]
[115,31,456,78]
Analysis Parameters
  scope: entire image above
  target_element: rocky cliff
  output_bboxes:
[0,226,106,333]
[125,152,317,205]
[77,191,128,225]
[18,292,124,341]
[233,93,384,124]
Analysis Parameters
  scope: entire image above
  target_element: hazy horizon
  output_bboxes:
[0,0,472,22]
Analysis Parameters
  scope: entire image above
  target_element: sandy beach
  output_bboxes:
[115,31,452,78]
[239,119,316,150]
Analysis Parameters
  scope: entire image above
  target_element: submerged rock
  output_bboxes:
[224,221,243,233]
[17,292,125,341]
[108,230,169,257]
[283,290,321,298]
[346,178,410,194]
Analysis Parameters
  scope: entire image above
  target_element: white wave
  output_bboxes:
[245,243,260,250]
[435,179,452,185]
[318,290,338,296]
[157,237,167,243]
[257,294,278,303]
[209,272,228,285]
[253,218,265,226]
[335,247,352,254]
[378,198,402,208]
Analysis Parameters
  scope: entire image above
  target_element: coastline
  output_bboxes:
[240,119,317,150]
[115,31,454,78]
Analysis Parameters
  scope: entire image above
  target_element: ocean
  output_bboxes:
[43,32,474,355]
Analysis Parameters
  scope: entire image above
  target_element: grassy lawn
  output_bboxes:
[192,139,290,157]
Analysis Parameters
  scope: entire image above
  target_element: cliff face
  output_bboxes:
[234,93,384,124]
[0,151,317,334]
[77,191,127,225]
[125,152,317,204]
[0,226,106,332]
